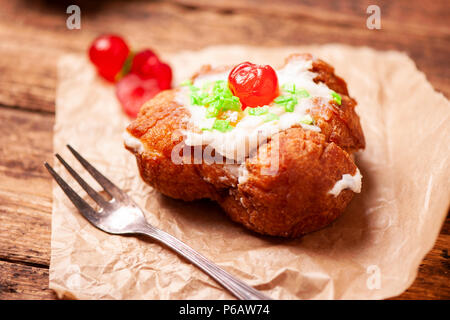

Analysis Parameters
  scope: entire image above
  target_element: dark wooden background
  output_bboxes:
[0,0,448,299]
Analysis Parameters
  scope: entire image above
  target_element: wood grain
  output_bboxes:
[0,0,448,300]
[0,260,56,300]
[393,231,450,299]
[0,107,53,266]
[171,0,449,31]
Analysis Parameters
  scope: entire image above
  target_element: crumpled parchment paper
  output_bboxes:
[50,44,450,299]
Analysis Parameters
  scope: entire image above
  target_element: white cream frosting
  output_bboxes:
[123,130,145,154]
[328,168,362,197]
[176,56,335,161]
[237,162,250,184]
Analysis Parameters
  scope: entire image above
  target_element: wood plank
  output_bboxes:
[0,107,53,266]
[0,260,56,300]
[0,1,448,113]
[395,232,450,299]
[0,191,52,266]
[171,0,450,32]
[0,43,58,113]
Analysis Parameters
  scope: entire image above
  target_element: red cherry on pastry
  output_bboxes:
[115,73,161,118]
[228,62,279,109]
[89,34,130,82]
[131,49,173,89]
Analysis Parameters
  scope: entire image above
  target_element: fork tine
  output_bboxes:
[44,162,99,224]
[66,145,126,200]
[55,154,111,208]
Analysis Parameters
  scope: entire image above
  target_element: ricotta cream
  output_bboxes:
[328,168,362,197]
[123,130,145,154]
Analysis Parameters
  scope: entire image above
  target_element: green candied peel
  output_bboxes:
[211,119,234,132]
[179,79,241,132]
[200,119,234,132]
[299,114,314,125]
[185,80,241,119]
[331,91,342,105]
[248,105,269,116]
[264,113,280,123]
[274,95,297,112]
[282,83,310,98]
[275,83,310,112]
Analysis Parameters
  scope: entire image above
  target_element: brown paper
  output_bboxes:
[50,44,450,300]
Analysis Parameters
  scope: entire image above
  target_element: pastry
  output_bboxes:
[124,54,365,237]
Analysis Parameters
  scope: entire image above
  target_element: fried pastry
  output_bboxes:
[124,54,365,237]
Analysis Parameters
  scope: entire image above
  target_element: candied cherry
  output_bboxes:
[228,62,279,109]
[89,34,130,82]
[131,49,173,89]
[115,73,161,118]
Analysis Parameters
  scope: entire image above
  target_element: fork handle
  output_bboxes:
[135,224,272,300]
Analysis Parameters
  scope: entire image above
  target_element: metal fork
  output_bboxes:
[45,145,271,300]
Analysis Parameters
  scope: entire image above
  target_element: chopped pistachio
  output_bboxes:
[299,114,314,125]
[331,91,342,105]
[212,119,234,132]
[296,88,310,98]
[248,106,269,116]
[275,84,310,112]
[282,83,297,94]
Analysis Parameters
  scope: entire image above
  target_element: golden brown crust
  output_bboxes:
[220,128,356,237]
[125,54,365,237]
[126,91,220,201]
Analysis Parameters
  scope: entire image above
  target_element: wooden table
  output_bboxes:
[0,0,448,300]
